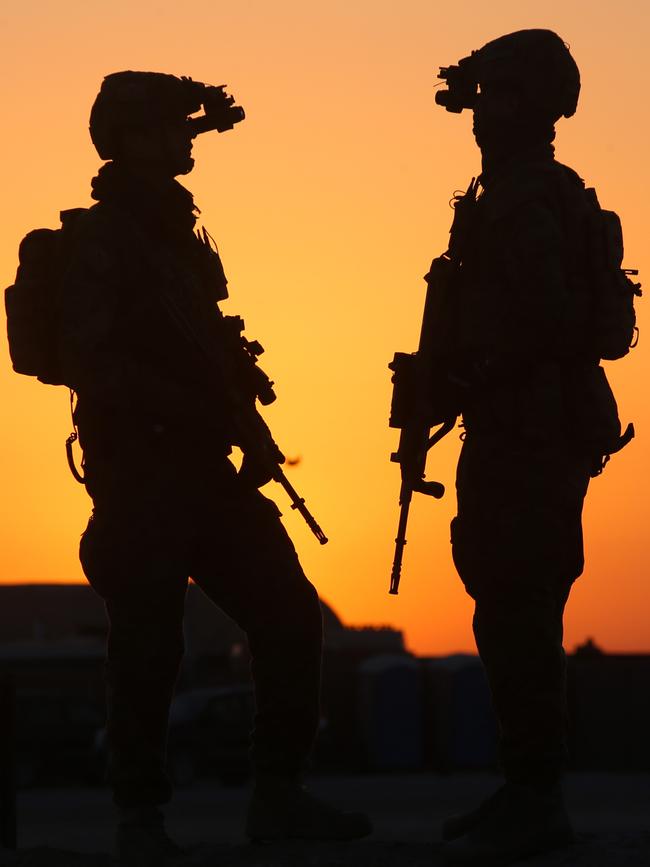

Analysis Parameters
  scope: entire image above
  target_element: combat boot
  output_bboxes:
[245,776,373,841]
[441,784,508,841]
[441,782,574,866]
[116,805,186,867]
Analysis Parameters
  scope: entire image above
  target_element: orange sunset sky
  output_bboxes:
[1,1,648,656]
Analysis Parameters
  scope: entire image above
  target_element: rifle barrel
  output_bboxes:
[389,489,412,594]
[275,468,328,545]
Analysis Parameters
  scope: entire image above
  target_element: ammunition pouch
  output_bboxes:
[389,351,462,429]
[563,362,633,476]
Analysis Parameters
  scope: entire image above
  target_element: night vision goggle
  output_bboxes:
[435,56,479,113]
[434,31,580,119]
[183,79,245,136]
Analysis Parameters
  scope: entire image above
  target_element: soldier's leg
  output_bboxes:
[470,578,574,784]
[451,435,590,784]
[80,510,188,808]
[103,586,187,807]
[190,489,322,778]
[444,437,590,861]
[190,479,371,839]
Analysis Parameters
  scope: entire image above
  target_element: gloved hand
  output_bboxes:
[238,451,275,488]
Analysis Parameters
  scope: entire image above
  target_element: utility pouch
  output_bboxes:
[564,362,633,475]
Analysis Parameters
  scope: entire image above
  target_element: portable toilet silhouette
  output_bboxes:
[423,655,497,769]
[357,654,423,770]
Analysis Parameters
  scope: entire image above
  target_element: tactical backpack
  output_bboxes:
[557,171,640,471]
[5,208,91,482]
[4,208,88,387]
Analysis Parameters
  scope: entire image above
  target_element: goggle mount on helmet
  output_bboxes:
[435,55,478,113]
[182,79,245,136]
[434,30,580,121]
[90,72,247,161]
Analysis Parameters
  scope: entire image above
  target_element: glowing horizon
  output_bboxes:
[1,1,649,656]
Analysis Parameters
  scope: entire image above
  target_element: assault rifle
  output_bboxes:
[387,179,479,593]
[132,221,328,545]
[388,257,457,594]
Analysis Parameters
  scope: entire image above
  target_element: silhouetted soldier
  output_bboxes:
[418,31,636,865]
[56,72,370,865]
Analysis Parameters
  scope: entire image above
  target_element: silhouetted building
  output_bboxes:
[568,652,650,771]
[0,583,404,688]
[5,585,646,778]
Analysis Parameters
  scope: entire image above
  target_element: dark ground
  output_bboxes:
[1,772,648,865]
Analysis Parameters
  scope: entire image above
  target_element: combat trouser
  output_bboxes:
[79,450,323,808]
[451,430,591,785]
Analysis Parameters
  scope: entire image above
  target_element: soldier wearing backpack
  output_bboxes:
[5,72,371,865]
[424,30,638,865]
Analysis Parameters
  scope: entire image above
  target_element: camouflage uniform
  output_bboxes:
[449,149,618,784]
[429,29,635,864]
[59,163,323,807]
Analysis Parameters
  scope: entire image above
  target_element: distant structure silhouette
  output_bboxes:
[389,28,639,866]
[573,637,604,657]
[5,71,370,863]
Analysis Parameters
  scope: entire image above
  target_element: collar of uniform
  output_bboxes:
[476,145,559,221]
[90,161,199,239]
[479,142,555,190]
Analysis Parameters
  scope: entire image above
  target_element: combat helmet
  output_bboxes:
[436,29,580,122]
[89,72,201,160]
[89,71,244,160]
